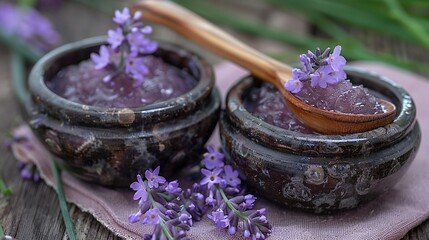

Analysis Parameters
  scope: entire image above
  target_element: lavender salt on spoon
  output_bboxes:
[285,46,385,115]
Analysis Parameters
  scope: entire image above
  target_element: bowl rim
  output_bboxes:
[225,66,417,153]
[28,36,215,127]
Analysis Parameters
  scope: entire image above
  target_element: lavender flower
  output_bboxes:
[285,45,347,93]
[107,28,125,50]
[199,147,272,239]
[129,167,200,239]
[113,7,131,25]
[145,166,166,188]
[223,165,241,187]
[202,146,225,170]
[5,128,41,182]
[310,65,332,88]
[200,168,222,189]
[205,190,217,207]
[91,45,110,70]
[284,79,303,93]
[166,180,182,194]
[124,53,148,85]
[327,46,347,71]
[142,208,160,224]
[92,7,157,85]
[208,209,230,228]
[181,183,207,221]
[130,175,148,201]
[0,3,60,53]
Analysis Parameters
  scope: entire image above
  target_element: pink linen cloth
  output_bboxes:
[13,61,429,240]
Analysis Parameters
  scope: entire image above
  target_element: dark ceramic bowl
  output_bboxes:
[220,67,420,213]
[25,36,220,187]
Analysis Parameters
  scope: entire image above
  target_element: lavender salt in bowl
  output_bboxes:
[26,36,220,186]
[220,67,420,213]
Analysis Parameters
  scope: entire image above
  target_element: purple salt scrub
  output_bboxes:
[245,83,318,134]
[45,7,196,108]
[246,80,384,134]
[294,80,384,115]
[46,56,197,108]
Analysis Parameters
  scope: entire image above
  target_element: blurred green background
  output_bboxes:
[3,0,429,75]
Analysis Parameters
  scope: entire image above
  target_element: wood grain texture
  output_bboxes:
[0,0,427,239]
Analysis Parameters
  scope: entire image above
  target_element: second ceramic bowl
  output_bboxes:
[220,67,420,213]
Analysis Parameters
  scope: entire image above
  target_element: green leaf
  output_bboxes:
[0,174,12,197]
[11,52,31,110]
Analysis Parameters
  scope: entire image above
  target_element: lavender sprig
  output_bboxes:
[91,7,158,85]
[4,131,40,182]
[285,45,347,93]
[0,3,60,53]
[199,148,272,239]
[129,147,272,239]
[129,167,197,240]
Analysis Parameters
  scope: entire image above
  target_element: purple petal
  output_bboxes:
[113,7,131,24]
[130,182,140,191]
[153,166,160,175]
[133,11,142,20]
[133,189,148,201]
[201,168,211,177]
[107,28,124,49]
[140,26,152,34]
[285,79,303,93]
[128,212,141,223]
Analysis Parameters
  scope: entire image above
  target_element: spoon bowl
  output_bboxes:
[133,0,396,134]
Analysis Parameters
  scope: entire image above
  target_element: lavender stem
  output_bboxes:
[148,188,175,240]
[218,187,248,221]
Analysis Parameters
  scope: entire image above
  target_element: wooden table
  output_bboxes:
[0,1,428,239]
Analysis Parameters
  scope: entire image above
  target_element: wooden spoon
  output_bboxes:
[132,0,396,134]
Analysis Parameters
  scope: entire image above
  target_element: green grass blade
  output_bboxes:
[0,29,42,64]
[0,174,12,197]
[49,157,76,240]
[383,0,429,51]
[0,222,5,239]
[174,0,428,73]
[11,52,30,111]
[267,0,417,43]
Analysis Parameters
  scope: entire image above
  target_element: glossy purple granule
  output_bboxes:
[46,56,197,108]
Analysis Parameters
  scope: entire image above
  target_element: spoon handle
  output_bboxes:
[133,0,292,86]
